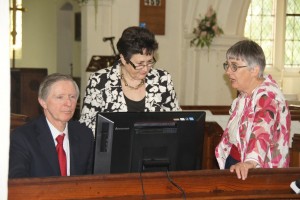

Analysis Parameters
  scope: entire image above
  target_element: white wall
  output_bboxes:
[180,0,249,105]
[80,0,247,105]
[18,0,57,73]
[0,0,11,198]
[13,0,300,106]
[80,0,184,101]
[15,0,81,76]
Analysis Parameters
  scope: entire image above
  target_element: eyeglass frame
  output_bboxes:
[223,61,248,72]
[128,57,156,70]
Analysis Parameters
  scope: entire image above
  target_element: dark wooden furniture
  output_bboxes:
[10,113,30,132]
[202,121,223,169]
[11,68,48,119]
[181,105,228,169]
[290,134,300,167]
[289,105,300,121]
[8,168,300,199]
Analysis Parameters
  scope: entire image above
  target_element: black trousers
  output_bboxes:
[225,155,239,169]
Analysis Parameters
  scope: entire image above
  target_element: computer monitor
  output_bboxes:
[93,111,206,174]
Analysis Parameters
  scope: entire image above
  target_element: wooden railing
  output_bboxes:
[8,168,300,199]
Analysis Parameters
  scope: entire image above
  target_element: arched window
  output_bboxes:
[244,0,300,71]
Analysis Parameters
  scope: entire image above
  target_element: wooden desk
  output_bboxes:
[8,168,300,199]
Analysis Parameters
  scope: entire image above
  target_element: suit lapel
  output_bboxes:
[36,116,61,176]
[68,122,80,175]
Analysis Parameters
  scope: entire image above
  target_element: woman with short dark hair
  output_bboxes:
[80,26,181,134]
[215,40,291,180]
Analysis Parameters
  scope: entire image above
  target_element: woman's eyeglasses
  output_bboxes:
[129,57,156,70]
[223,61,247,72]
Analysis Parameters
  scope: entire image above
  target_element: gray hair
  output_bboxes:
[226,39,266,78]
[38,73,79,100]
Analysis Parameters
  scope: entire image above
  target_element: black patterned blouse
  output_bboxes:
[79,63,181,134]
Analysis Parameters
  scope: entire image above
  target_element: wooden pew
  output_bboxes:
[202,121,222,169]
[182,106,227,169]
[289,105,300,121]
[8,168,300,199]
[10,113,30,132]
[290,134,300,167]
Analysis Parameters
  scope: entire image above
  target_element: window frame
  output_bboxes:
[246,0,300,77]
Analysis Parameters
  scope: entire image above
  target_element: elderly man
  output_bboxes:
[9,73,94,178]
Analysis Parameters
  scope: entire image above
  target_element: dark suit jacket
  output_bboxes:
[9,115,94,178]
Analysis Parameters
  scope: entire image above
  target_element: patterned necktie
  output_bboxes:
[56,133,67,176]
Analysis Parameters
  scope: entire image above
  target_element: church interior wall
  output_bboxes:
[12,0,300,105]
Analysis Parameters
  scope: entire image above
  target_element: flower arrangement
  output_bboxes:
[190,6,224,48]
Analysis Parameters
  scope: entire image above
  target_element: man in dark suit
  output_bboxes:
[9,73,94,178]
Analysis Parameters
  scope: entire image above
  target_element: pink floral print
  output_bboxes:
[216,75,291,169]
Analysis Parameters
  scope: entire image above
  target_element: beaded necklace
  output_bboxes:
[121,73,145,90]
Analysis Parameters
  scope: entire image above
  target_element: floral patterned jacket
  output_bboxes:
[215,74,291,169]
[79,63,181,134]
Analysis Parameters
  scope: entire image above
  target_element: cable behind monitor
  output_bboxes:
[166,170,186,200]
[139,172,147,200]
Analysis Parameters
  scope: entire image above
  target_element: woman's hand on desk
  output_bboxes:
[230,161,258,180]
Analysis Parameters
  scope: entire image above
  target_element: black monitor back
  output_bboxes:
[93,111,206,174]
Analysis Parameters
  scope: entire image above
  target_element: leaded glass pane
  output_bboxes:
[294,42,300,64]
[287,0,300,13]
[285,0,300,68]
[261,41,273,67]
[285,41,293,64]
[286,18,295,40]
[261,16,274,39]
[245,0,274,68]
